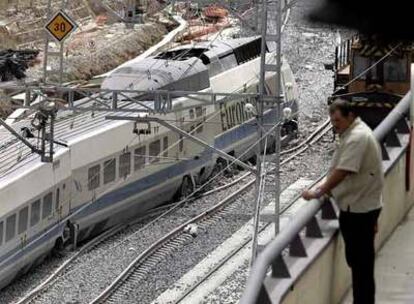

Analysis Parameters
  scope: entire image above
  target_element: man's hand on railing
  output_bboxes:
[302,169,350,201]
[302,188,323,200]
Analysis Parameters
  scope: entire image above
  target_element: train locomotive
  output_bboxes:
[0,36,299,290]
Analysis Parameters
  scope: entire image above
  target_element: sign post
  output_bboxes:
[43,8,77,84]
[45,11,77,42]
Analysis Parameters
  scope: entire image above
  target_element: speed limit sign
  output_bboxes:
[45,11,77,42]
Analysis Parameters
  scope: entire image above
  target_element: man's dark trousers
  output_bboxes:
[339,208,381,304]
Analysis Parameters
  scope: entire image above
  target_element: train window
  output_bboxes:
[42,192,53,219]
[233,38,261,64]
[149,140,161,163]
[163,137,168,158]
[56,188,60,212]
[195,107,203,117]
[119,152,131,177]
[134,147,146,171]
[88,165,101,190]
[18,207,29,234]
[104,158,116,184]
[189,109,195,119]
[384,57,407,82]
[31,200,41,227]
[5,214,16,242]
[0,221,3,245]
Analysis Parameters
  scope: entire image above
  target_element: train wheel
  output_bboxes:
[52,237,65,257]
[177,176,194,200]
[210,158,226,178]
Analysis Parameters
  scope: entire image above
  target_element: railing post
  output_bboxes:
[271,255,290,278]
[396,117,410,134]
[289,234,307,257]
[380,142,390,161]
[385,131,401,147]
[306,217,323,238]
[257,284,273,304]
[321,198,337,220]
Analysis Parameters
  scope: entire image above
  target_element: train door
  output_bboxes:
[18,207,28,249]
[176,105,209,159]
[51,152,71,223]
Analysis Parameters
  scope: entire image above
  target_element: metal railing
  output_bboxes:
[335,38,353,71]
[240,91,412,304]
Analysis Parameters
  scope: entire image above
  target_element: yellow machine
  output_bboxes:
[328,35,413,128]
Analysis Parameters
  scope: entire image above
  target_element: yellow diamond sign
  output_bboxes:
[45,11,77,42]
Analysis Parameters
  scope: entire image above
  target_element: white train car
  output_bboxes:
[0,36,298,290]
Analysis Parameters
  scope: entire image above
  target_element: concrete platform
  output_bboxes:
[342,206,414,304]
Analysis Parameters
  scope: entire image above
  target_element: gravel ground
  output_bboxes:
[0,174,251,304]
[0,0,352,303]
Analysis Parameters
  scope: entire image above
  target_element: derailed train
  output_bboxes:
[0,36,299,289]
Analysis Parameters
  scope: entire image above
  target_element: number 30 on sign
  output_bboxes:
[45,11,77,42]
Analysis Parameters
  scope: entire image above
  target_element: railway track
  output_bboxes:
[89,180,254,304]
[164,125,333,303]
[14,203,177,304]
[14,166,254,304]
[164,178,324,304]
[15,119,331,304]
[88,120,332,304]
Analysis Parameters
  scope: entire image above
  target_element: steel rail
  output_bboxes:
[89,180,255,304]
[169,176,325,304]
[14,203,176,304]
[16,116,331,304]
[90,123,331,304]
[14,171,247,304]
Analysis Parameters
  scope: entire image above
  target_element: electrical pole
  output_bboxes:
[251,0,284,264]
[274,0,282,236]
[251,0,267,265]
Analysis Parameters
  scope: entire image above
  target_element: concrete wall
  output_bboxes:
[281,147,414,304]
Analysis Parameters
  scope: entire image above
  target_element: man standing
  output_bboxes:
[302,98,384,304]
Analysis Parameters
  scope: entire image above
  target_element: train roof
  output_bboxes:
[102,57,209,92]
